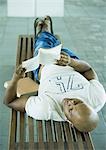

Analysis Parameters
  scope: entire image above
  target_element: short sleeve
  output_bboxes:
[88,79,106,112]
[25,96,50,120]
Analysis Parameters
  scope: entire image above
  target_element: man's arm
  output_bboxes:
[56,53,98,81]
[69,58,98,81]
[3,65,29,112]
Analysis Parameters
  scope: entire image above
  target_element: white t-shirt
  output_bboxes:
[25,64,106,121]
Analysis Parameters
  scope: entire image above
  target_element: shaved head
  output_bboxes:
[62,98,99,132]
[71,104,99,132]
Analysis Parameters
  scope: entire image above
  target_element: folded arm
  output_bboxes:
[69,59,98,81]
[3,65,29,112]
[56,53,98,81]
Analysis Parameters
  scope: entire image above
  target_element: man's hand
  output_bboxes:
[55,52,98,81]
[12,65,26,81]
[4,65,27,106]
[55,52,71,66]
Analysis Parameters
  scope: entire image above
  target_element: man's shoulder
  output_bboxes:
[88,79,106,112]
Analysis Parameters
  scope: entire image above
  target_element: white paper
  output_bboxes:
[22,44,62,73]
[39,44,62,64]
[22,55,39,73]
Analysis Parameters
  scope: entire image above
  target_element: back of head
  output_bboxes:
[72,104,99,132]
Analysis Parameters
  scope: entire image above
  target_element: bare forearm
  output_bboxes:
[69,58,98,80]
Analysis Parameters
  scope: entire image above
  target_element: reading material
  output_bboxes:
[22,44,62,72]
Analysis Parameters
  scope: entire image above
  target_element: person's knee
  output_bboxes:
[4,96,29,112]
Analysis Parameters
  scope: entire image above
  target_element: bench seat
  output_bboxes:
[8,35,94,150]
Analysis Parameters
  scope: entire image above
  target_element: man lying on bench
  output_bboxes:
[4,16,106,132]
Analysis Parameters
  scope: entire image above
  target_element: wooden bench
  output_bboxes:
[8,35,95,150]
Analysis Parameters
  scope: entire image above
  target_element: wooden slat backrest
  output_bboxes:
[8,35,94,150]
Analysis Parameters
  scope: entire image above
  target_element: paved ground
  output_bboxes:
[0,0,106,149]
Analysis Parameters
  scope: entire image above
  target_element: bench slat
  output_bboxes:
[83,132,94,150]
[62,122,73,150]
[54,122,64,150]
[16,36,22,66]
[19,112,25,150]
[37,121,45,150]
[28,117,34,150]
[18,37,26,150]
[76,129,85,150]
[9,110,17,150]
[45,121,54,150]
[26,36,33,79]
